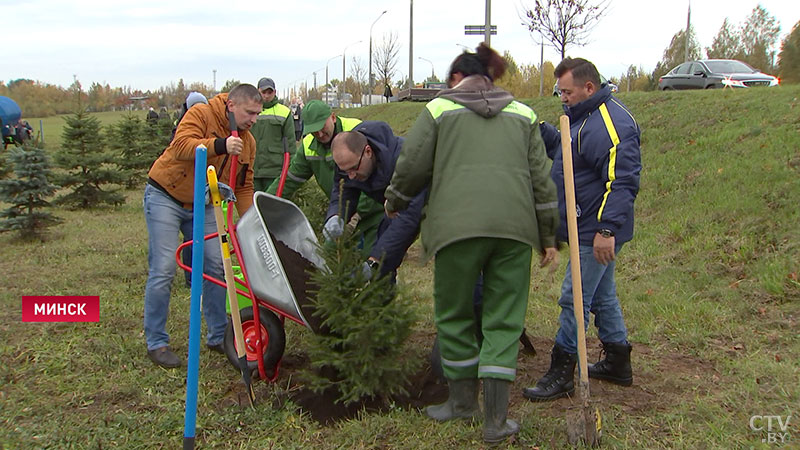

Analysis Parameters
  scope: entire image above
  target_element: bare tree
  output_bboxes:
[521,0,609,60]
[373,32,401,94]
[348,56,367,102]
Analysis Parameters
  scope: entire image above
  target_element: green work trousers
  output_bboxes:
[434,237,532,381]
[254,177,277,193]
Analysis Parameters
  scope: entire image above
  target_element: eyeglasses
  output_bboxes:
[344,145,368,173]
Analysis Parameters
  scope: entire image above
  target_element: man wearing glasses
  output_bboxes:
[266,100,384,255]
[326,121,427,281]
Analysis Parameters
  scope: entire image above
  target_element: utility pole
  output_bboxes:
[484,0,491,46]
[539,39,544,97]
[212,69,217,92]
[408,0,414,89]
[684,1,691,62]
[368,10,387,106]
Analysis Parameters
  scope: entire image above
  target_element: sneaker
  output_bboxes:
[148,346,181,368]
[206,342,225,354]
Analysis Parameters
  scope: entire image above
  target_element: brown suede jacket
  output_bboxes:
[148,93,255,214]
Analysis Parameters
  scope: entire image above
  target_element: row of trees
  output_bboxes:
[0,88,176,238]
[0,78,215,118]
[524,1,798,90]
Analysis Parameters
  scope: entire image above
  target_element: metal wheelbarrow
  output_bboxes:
[177,191,325,381]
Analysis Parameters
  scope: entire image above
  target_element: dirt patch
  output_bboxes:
[221,331,716,424]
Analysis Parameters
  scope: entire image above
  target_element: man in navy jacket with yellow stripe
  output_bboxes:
[325,121,426,281]
[524,57,642,402]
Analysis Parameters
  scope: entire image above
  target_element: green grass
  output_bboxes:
[24,110,148,151]
[2,86,799,449]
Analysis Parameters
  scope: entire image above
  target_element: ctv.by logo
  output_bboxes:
[750,415,791,445]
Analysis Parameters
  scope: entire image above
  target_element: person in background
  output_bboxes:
[171,91,209,288]
[266,100,384,255]
[384,43,559,444]
[146,107,159,125]
[251,77,295,192]
[143,84,260,369]
[290,97,303,143]
[523,57,641,402]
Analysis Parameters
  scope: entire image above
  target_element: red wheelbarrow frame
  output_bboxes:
[176,137,295,382]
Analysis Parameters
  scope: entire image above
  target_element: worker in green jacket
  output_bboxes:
[384,44,559,445]
[266,100,384,253]
[251,77,295,192]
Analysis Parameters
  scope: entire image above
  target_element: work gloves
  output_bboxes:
[323,215,345,241]
[204,181,237,205]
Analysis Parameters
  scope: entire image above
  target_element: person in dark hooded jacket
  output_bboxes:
[326,121,425,281]
[384,43,559,445]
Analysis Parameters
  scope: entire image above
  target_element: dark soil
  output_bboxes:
[223,331,719,426]
[268,233,323,333]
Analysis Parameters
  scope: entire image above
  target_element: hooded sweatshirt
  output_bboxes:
[385,75,558,259]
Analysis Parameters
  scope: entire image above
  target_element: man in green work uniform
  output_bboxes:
[266,100,384,253]
[251,77,295,192]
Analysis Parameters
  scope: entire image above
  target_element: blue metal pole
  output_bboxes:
[183,144,207,450]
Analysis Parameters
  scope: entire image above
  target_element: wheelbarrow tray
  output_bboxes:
[235,191,325,328]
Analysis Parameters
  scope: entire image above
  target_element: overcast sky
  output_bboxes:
[5,0,798,95]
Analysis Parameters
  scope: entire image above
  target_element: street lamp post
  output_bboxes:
[325,54,341,106]
[418,57,434,81]
[342,40,362,106]
[368,10,387,106]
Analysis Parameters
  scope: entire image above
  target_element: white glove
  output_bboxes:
[322,215,344,241]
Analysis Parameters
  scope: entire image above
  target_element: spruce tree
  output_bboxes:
[301,224,420,406]
[0,143,62,239]
[53,98,125,208]
[108,113,157,189]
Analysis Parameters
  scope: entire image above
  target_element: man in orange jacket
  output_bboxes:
[144,84,261,368]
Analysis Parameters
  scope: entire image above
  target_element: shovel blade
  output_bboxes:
[566,404,602,447]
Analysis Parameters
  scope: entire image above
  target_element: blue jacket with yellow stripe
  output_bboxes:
[539,86,641,245]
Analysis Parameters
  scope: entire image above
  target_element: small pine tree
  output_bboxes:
[0,143,62,239]
[53,99,126,208]
[302,225,420,406]
[108,114,158,189]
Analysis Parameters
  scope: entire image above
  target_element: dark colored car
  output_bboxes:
[658,59,779,90]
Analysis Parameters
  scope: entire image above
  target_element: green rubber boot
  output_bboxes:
[426,378,481,422]
[483,378,520,444]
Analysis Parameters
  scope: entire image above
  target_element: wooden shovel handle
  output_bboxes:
[559,115,590,387]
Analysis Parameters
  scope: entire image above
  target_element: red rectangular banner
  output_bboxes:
[21,296,100,322]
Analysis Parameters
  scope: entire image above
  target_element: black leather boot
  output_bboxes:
[522,344,576,402]
[588,341,633,386]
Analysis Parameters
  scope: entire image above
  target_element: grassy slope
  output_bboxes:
[1,87,798,449]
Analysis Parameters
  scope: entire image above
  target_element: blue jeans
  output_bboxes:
[554,244,628,354]
[143,184,227,351]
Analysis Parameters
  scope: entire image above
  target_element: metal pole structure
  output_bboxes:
[684,1,691,62]
[369,10,388,106]
[212,69,216,92]
[484,0,491,46]
[419,57,434,80]
[539,38,544,97]
[326,54,341,106]
[342,41,362,106]
[409,0,414,89]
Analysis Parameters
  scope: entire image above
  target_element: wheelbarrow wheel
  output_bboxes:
[223,305,285,376]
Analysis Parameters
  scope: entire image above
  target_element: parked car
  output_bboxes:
[553,74,618,96]
[658,59,780,90]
